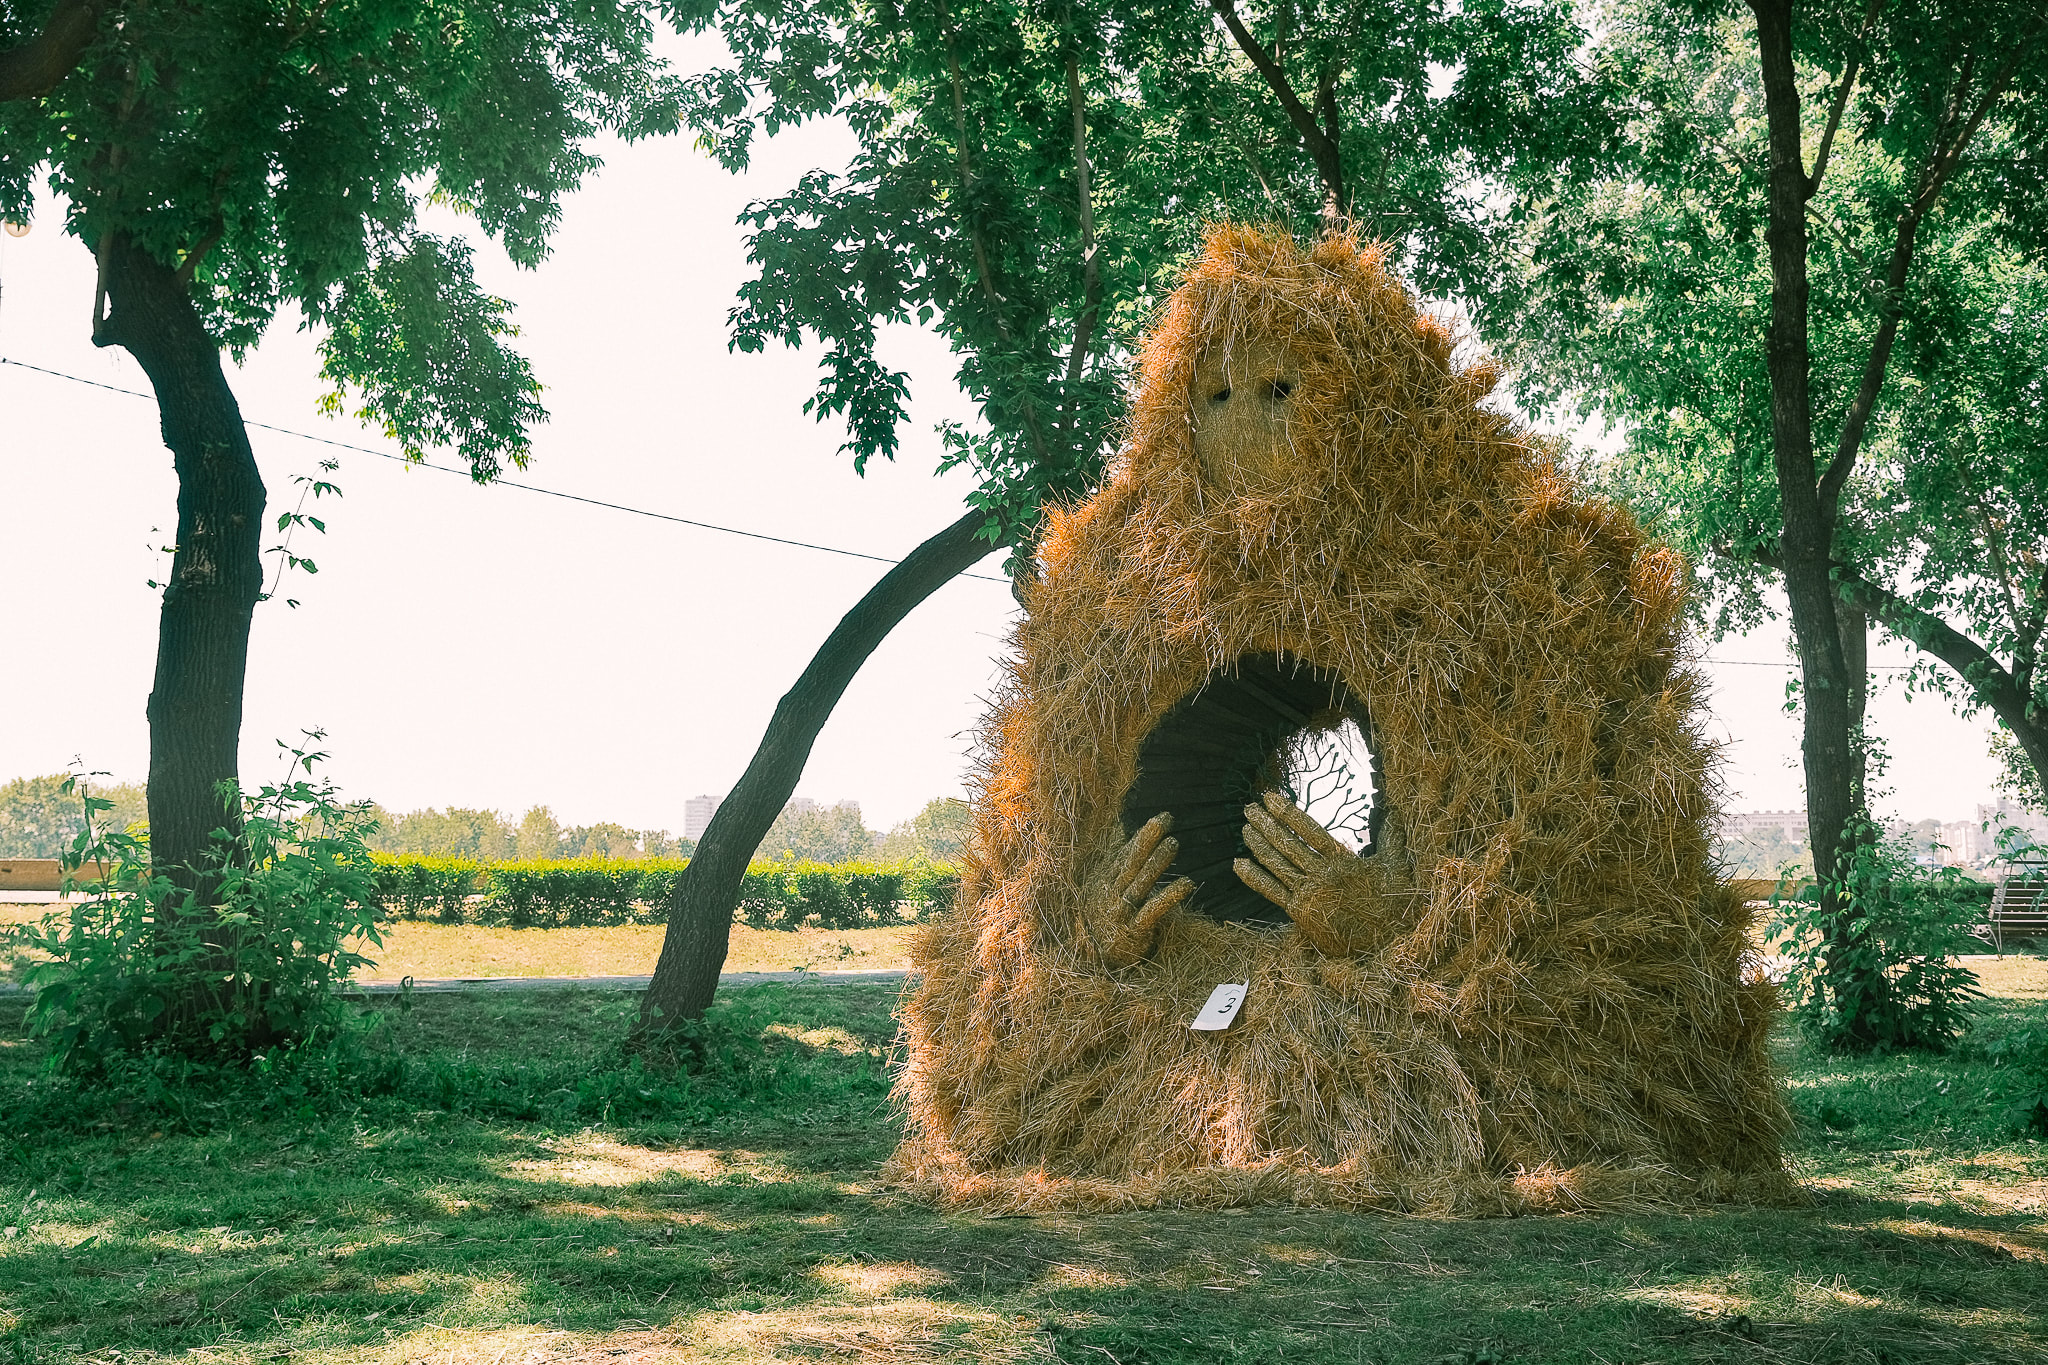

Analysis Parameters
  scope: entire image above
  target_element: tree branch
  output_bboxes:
[1911,40,2030,216]
[1056,49,1102,440]
[1816,212,1918,522]
[1832,563,2039,723]
[0,0,107,102]
[1748,536,2047,741]
[1806,0,1881,200]
[1207,0,1345,231]
[1815,33,2036,522]
[935,0,1050,469]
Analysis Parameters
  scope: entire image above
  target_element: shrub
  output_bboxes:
[366,854,959,929]
[6,748,384,1072]
[1771,816,1986,1053]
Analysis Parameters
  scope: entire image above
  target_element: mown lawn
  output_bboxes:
[1,959,2044,1364]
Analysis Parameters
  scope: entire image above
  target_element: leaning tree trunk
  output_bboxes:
[1751,0,1873,1028]
[639,509,1004,1028]
[93,235,267,908]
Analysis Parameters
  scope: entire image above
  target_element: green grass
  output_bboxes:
[0,964,2043,1365]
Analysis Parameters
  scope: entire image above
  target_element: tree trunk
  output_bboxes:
[1840,599,1868,802]
[0,0,107,102]
[93,235,267,905]
[638,509,1002,1028]
[1751,0,1871,1023]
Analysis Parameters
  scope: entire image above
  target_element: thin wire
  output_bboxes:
[1705,657,1916,672]
[0,355,1011,584]
[0,355,1947,634]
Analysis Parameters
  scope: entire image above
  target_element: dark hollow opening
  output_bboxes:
[1120,653,1383,927]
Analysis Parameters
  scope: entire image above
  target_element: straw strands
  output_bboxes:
[888,226,1793,1215]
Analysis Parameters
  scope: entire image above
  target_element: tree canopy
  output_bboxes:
[672,0,1558,547]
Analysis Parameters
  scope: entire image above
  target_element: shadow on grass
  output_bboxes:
[0,984,2041,1363]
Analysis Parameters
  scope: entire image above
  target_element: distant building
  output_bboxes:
[1976,799,2048,859]
[1936,819,1988,864]
[1717,809,1808,843]
[683,794,722,843]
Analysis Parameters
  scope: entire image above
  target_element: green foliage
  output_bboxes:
[5,756,385,1073]
[362,803,688,861]
[677,0,1543,545]
[1989,725,2048,817]
[367,854,959,929]
[875,796,973,863]
[1715,825,1816,880]
[1974,1009,2048,1137]
[1771,818,1988,1054]
[317,234,545,477]
[754,798,873,864]
[0,773,146,858]
[0,0,687,469]
[735,859,959,931]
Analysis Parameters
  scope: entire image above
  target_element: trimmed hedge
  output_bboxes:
[367,855,959,930]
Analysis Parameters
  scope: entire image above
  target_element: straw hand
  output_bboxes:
[1077,812,1195,968]
[1234,789,1356,914]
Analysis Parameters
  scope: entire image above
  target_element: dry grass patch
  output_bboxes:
[1972,954,2048,998]
[504,1139,754,1188]
[699,1300,1046,1363]
[354,924,912,982]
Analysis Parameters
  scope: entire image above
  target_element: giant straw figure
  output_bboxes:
[891,227,1792,1214]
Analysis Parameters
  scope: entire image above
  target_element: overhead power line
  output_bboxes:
[1704,657,1916,673]
[0,355,1011,585]
[0,356,1951,654]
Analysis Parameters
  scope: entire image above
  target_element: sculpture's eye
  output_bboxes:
[1210,386,1232,404]
[1269,379,1294,402]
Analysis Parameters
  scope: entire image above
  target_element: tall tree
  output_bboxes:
[637,0,1541,1025]
[0,1,680,977]
[1468,0,2048,1044]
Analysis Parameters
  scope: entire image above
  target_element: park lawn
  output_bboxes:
[0,963,2042,1363]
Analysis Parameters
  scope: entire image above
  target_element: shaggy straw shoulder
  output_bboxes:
[888,226,1793,1215]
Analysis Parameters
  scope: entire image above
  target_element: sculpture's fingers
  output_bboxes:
[1234,857,1292,909]
[1113,812,1173,899]
[1126,835,1180,911]
[1132,875,1195,938]
[1262,789,1348,859]
[1242,824,1305,891]
[1244,804,1317,877]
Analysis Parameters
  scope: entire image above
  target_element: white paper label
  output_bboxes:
[1189,982,1248,1031]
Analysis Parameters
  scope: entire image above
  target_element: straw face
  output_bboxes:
[888,226,1792,1215]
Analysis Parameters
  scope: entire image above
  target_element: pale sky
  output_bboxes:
[0,46,2009,833]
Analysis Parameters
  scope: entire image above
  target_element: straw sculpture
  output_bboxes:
[888,226,1792,1215]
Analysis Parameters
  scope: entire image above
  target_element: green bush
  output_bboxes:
[6,752,384,1072]
[1771,817,1986,1053]
[368,854,958,929]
